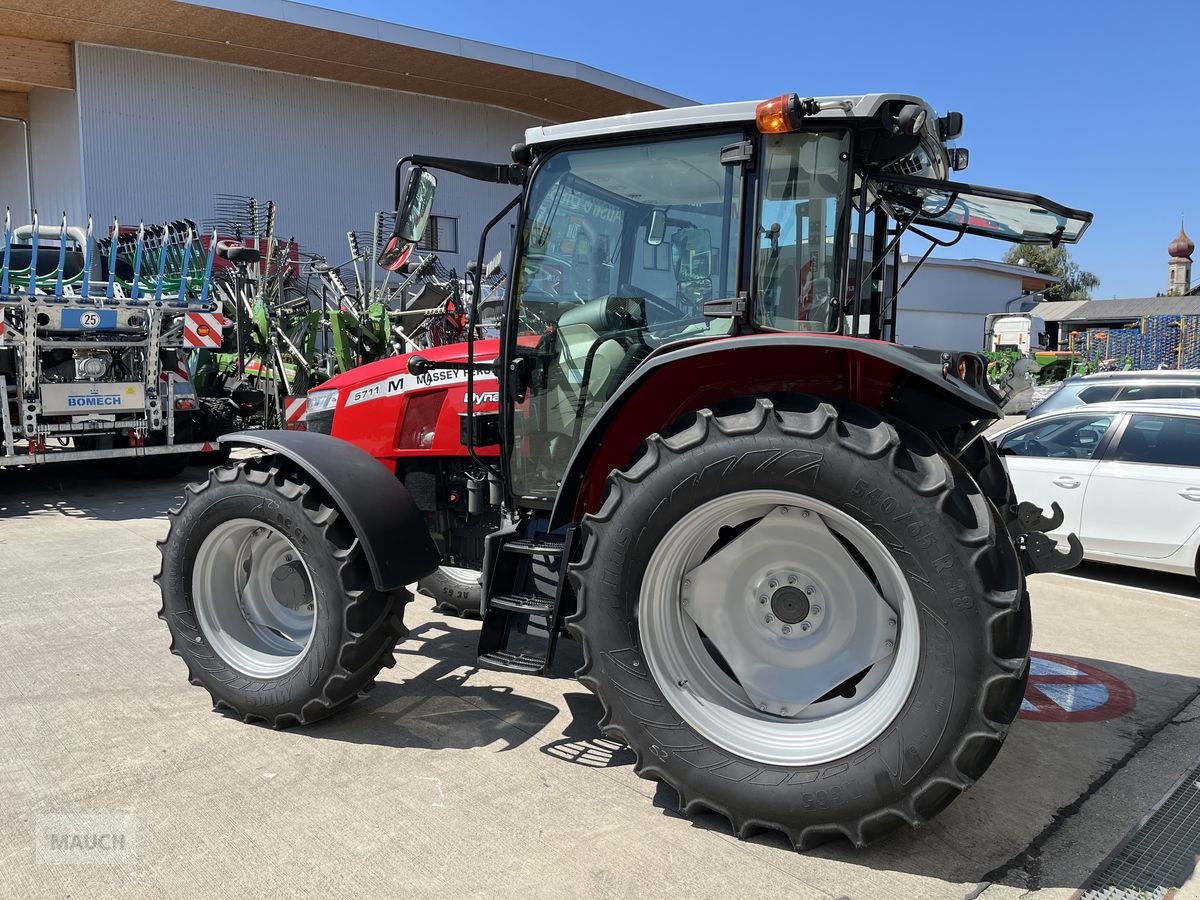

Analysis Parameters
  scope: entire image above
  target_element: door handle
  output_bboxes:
[1052,476,1081,489]
[1179,487,1200,501]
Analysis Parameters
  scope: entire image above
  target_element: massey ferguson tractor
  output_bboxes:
[157,92,1090,849]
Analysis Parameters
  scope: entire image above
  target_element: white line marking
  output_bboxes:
[1039,571,1200,601]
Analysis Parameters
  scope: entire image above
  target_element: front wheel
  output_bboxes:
[155,456,408,727]
[568,398,1029,848]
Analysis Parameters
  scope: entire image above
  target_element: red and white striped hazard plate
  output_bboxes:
[183,312,228,349]
[284,396,308,430]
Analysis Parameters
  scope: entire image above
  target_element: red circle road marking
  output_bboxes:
[1018,652,1136,723]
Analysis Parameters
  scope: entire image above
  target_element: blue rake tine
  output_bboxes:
[80,217,94,300]
[2,208,11,296]
[130,222,146,300]
[153,222,169,302]
[105,218,119,300]
[54,212,68,298]
[28,209,38,298]
[198,229,217,306]
[176,225,194,304]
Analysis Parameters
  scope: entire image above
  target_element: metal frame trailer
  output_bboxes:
[0,294,218,466]
[0,214,223,467]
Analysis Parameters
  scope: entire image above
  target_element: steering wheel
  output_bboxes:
[1014,436,1051,457]
[523,253,585,304]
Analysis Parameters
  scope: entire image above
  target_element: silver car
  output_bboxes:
[1026,369,1200,418]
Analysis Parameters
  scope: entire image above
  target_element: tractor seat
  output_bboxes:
[557,295,645,333]
[216,241,261,265]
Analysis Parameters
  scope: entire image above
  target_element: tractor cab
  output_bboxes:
[387,93,1090,509]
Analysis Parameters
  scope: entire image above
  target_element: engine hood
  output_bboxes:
[315,339,500,393]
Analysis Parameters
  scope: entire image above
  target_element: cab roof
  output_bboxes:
[523,94,932,146]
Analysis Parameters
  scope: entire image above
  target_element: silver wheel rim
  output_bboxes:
[192,518,317,678]
[640,490,920,767]
[439,566,481,585]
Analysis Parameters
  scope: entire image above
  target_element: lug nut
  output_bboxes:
[782,625,792,635]
[787,575,798,585]
[759,595,768,604]
[801,510,810,518]
[768,579,778,589]
[801,622,812,632]
[884,639,894,649]
[759,703,768,711]
[780,707,788,715]
[888,617,897,628]
[805,585,815,595]
[812,605,821,615]
[683,578,691,587]
[765,614,774,624]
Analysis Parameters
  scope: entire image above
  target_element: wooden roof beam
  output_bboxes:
[0,37,73,91]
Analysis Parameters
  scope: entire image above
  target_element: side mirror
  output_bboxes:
[379,166,437,271]
[646,208,667,246]
[671,228,712,282]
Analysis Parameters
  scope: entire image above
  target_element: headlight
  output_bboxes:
[305,389,339,416]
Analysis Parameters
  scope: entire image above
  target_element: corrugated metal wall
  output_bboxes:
[27,88,86,223]
[75,44,543,274]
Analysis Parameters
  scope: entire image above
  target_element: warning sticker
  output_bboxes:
[1019,652,1136,723]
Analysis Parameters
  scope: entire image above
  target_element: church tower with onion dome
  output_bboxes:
[1168,218,1194,295]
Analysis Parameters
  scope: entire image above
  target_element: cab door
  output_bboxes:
[995,411,1120,543]
[1081,413,1200,559]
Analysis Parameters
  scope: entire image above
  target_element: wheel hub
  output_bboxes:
[770,585,810,624]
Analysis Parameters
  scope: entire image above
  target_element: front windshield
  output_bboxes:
[510,131,743,500]
[755,131,850,332]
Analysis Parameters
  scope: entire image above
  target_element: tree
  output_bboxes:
[1002,243,1100,302]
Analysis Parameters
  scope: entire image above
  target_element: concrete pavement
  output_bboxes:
[1,462,1198,899]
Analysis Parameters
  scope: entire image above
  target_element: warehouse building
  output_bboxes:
[0,0,687,272]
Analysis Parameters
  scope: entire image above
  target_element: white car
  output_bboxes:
[992,401,1200,580]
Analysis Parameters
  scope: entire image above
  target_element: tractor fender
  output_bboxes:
[219,430,440,591]
[548,333,1000,529]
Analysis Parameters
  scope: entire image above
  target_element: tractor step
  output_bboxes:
[504,538,566,555]
[489,593,555,616]
[477,649,547,675]
[476,524,578,676]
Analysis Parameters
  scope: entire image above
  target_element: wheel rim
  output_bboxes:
[439,566,481,584]
[639,490,920,767]
[192,518,317,678]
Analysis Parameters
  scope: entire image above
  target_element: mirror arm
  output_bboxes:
[394,155,525,206]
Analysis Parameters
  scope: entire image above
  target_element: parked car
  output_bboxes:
[1026,369,1200,418]
[993,401,1200,579]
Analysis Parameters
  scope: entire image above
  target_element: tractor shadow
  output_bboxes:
[640,654,1200,894]
[300,617,565,753]
[0,456,211,522]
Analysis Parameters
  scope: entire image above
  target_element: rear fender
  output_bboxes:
[220,430,440,591]
[548,334,1000,529]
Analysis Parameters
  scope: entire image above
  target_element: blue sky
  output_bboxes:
[303,1,1193,299]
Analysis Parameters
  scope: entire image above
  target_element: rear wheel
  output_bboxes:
[155,455,408,727]
[568,398,1029,848]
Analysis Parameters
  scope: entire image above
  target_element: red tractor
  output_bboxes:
[157,92,1089,848]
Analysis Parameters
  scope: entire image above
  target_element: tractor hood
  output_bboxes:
[316,338,498,392]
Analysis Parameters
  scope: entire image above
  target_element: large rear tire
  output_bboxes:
[568,398,1030,848]
[155,455,408,727]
